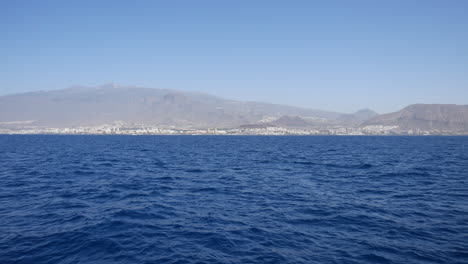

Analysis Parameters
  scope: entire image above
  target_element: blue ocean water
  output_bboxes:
[0,135,467,264]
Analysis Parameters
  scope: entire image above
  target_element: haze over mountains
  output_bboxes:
[0,84,359,128]
[0,84,467,132]
[364,104,468,132]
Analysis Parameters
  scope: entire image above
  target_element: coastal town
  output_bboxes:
[0,122,462,135]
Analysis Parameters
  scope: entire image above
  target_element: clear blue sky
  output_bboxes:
[2,0,467,113]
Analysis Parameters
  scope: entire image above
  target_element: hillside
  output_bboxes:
[363,104,468,132]
[0,84,342,129]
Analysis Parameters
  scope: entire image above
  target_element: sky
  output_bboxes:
[2,0,467,113]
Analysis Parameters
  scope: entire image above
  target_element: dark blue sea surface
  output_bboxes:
[0,135,467,264]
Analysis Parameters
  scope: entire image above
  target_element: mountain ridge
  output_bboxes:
[1,85,466,132]
[0,85,344,128]
[363,104,468,132]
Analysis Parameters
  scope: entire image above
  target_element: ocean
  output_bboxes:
[0,135,467,264]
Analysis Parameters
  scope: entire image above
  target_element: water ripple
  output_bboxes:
[0,135,467,264]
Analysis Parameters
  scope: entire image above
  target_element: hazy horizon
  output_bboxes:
[2,0,468,113]
[2,83,468,115]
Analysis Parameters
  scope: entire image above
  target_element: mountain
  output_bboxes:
[0,84,342,128]
[363,104,468,132]
[271,116,312,128]
[1,86,466,132]
[336,108,378,125]
[4,85,465,132]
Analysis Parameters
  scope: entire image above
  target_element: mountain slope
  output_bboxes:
[336,108,378,125]
[0,84,342,128]
[363,104,468,131]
